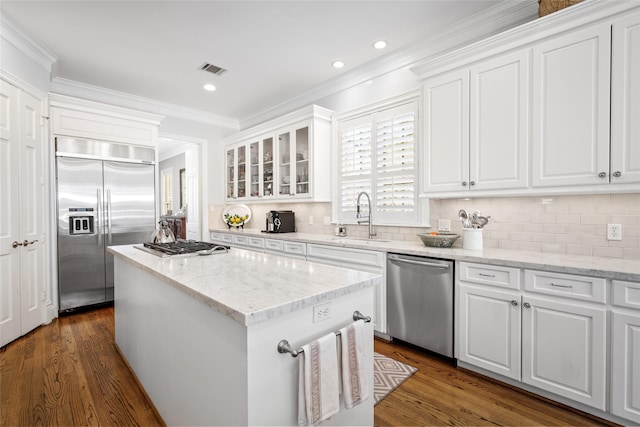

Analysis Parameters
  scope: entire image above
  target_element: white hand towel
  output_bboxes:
[298,332,340,426]
[339,319,369,409]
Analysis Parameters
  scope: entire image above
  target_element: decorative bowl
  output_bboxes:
[417,233,460,248]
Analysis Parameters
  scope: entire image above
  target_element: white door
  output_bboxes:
[531,23,611,188]
[184,146,200,240]
[611,311,640,424]
[611,11,640,185]
[422,71,469,193]
[0,79,45,347]
[458,284,521,380]
[470,50,529,191]
[522,295,606,410]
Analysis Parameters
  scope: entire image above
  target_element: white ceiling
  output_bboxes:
[1,1,514,125]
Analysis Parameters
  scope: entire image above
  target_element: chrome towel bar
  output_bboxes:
[277,310,371,358]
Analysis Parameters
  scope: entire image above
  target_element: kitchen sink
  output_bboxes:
[327,237,390,244]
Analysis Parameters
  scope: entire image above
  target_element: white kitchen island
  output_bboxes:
[108,245,381,426]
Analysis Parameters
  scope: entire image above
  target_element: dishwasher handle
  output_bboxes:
[388,254,450,269]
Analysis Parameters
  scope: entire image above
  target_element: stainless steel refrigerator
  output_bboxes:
[56,137,156,312]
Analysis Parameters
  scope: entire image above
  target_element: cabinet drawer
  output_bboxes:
[264,239,284,252]
[524,270,606,303]
[284,241,306,256]
[612,280,640,310]
[210,232,223,243]
[307,244,385,269]
[220,234,234,244]
[248,237,265,249]
[459,262,520,290]
[233,235,248,246]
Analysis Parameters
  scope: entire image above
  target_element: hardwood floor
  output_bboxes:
[374,339,616,427]
[0,307,164,427]
[1,307,616,427]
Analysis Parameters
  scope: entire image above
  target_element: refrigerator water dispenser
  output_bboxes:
[69,215,94,235]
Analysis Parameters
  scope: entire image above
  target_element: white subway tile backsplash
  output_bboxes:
[210,193,640,260]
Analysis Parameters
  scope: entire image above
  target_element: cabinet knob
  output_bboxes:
[510,300,518,306]
[598,172,607,178]
[469,181,475,186]
[12,241,23,248]
[523,302,531,309]
[461,181,467,186]
[613,171,622,178]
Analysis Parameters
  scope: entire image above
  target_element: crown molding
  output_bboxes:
[410,0,640,80]
[238,0,539,129]
[0,13,57,72]
[50,77,239,130]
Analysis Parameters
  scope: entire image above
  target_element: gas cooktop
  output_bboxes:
[136,240,230,257]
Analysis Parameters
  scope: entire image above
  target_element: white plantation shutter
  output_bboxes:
[337,100,420,225]
[375,104,416,223]
[161,168,173,215]
[340,116,373,214]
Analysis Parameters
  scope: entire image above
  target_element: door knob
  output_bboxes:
[12,241,23,248]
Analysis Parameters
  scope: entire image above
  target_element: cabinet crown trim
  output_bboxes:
[411,0,639,81]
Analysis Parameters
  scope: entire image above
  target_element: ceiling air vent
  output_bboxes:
[199,63,227,76]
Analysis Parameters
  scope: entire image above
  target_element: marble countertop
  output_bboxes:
[211,228,640,281]
[108,245,382,326]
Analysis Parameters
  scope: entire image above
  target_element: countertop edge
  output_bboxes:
[109,246,382,326]
[210,229,640,282]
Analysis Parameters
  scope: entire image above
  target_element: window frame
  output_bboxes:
[332,91,428,227]
[161,167,173,215]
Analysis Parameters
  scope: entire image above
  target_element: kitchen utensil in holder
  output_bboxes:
[463,228,483,250]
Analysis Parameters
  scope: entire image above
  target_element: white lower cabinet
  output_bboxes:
[458,263,522,380]
[611,280,640,424]
[307,244,386,334]
[458,284,521,380]
[458,262,609,414]
[521,294,606,410]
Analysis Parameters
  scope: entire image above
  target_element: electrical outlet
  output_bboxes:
[438,219,451,232]
[607,224,622,241]
[313,302,332,323]
[308,216,314,225]
[323,216,331,225]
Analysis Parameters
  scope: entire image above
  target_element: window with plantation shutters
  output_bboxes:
[336,98,424,226]
[161,168,173,215]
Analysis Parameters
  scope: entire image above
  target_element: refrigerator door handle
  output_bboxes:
[107,189,112,245]
[97,188,102,246]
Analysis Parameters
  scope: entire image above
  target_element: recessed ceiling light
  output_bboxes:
[332,60,345,69]
[373,40,387,49]
[204,84,216,91]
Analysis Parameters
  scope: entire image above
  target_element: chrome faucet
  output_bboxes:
[356,191,376,239]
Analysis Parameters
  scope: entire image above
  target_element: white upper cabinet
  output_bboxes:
[470,51,529,191]
[611,11,640,185]
[414,2,640,197]
[224,105,331,203]
[423,70,469,193]
[422,51,529,195]
[531,24,611,188]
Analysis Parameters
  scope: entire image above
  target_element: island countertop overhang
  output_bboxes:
[108,245,381,326]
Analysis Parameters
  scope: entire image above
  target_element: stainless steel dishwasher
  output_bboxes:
[386,253,454,357]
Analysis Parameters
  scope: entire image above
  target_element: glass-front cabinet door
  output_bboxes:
[226,147,235,199]
[278,123,311,198]
[262,136,275,198]
[237,145,247,198]
[247,136,275,200]
[295,126,310,197]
